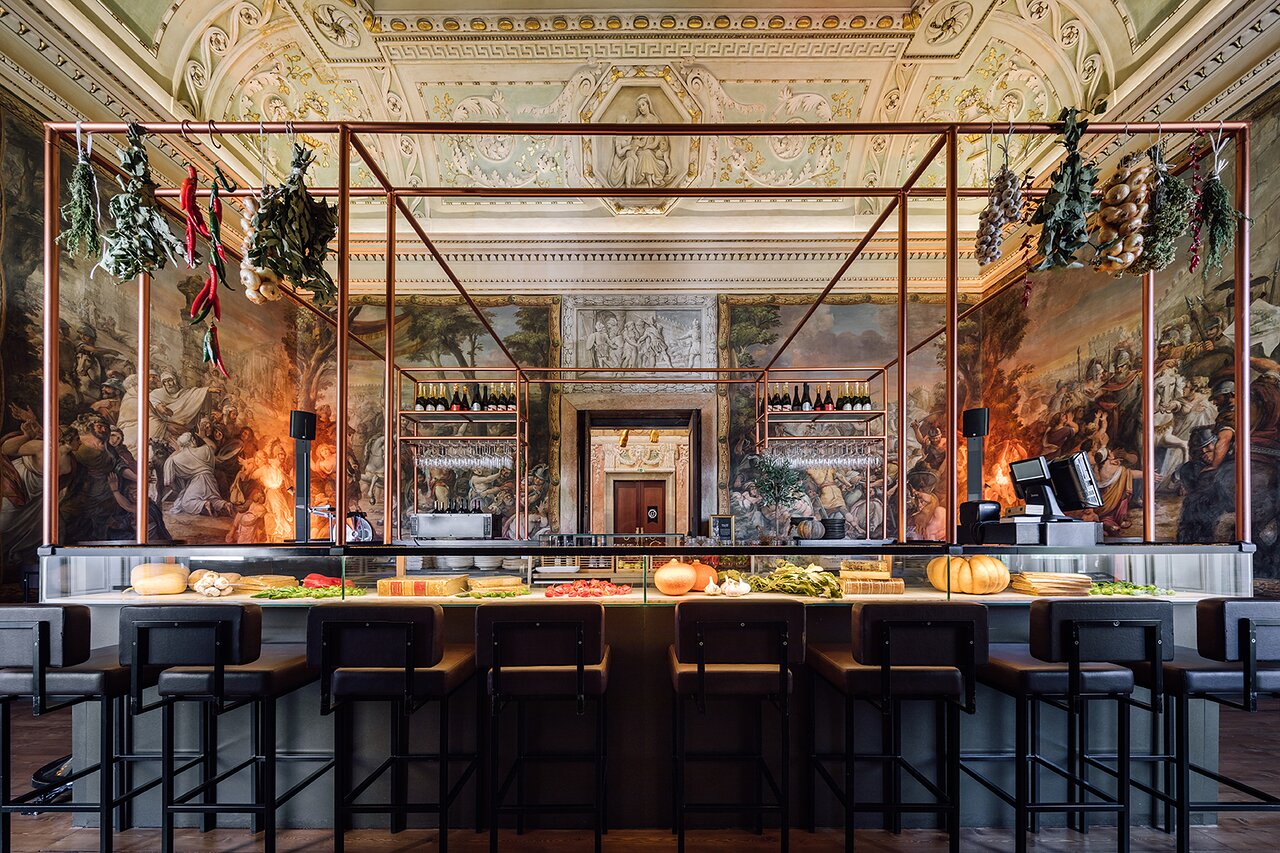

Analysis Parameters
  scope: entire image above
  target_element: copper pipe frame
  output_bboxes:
[1142,271,1156,541]
[1234,126,1252,541]
[334,126,351,545]
[42,129,60,545]
[383,195,397,544]
[135,273,151,544]
[945,127,959,540]
[897,193,909,542]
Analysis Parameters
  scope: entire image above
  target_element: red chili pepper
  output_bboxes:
[180,165,210,268]
[209,325,229,378]
[190,278,213,318]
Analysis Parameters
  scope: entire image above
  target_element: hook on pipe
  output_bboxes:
[206,120,222,150]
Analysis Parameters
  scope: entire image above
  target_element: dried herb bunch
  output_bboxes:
[1191,130,1246,280]
[57,136,100,262]
[100,123,184,281]
[246,143,337,303]
[1031,107,1099,270]
[1129,145,1192,277]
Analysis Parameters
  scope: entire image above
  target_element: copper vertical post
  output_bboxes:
[944,128,959,539]
[1141,271,1156,540]
[135,273,151,543]
[382,195,396,544]
[897,193,909,541]
[1233,126,1252,541]
[334,125,351,545]
[42,128,60,546]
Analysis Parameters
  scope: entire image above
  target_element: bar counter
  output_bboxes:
[47,541,1246,833]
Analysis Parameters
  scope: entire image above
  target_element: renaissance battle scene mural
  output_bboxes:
[721,296,950,542]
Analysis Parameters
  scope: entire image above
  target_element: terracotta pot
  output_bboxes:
[653,559,697,596]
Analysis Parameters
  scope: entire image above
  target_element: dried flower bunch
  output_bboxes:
[1128,144,1193,277]
[99,123,185,280]
[246,143,337,303]
[1030,108,1099,270]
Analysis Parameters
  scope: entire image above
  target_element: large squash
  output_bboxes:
[653,559,697,596]
[130,562,190,595]
[690,560,718,592]
[926,555,1010,595]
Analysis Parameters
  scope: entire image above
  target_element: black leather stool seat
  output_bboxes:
[1129,646,1280,695]
[489,645,611,696]
[668,645,791,696]
[0,646,144,698]
[331,643,476,699]
[157,643,314,699]
[980,643,1135,696]
[808,643,964,699]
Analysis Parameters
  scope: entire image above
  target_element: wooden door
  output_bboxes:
[613,479,666,540]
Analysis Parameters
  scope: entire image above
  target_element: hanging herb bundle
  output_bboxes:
[57,129,101,262]
[99,123,184,280]
[246,143,337,303]
[1128,144,1193,277]
[1189,130,1246,280]
[1030,107,1099,270]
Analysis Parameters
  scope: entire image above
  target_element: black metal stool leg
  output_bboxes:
[675,694,686,853]
[0,699,9,853]
[99,696,114,853]
[781,692,791,853]
[391,701,407,834]
[250,696,262,834]
[333,702,347,853]
[594,697,603,853]
[1066,694,1080,833]
[844,693,855,853]
[1117,695,1131,853]
[1163,694,1175,834]
[516,699,526,835]
[1175,693,1191,853]
[601,697,609,835]
[161,702,175,853]
[880,704,894,832]
[671,696,679,836]
[489,700,501,853]
[475,676,486,833]
[755,698,764,835]
[1079,698,1091,834]
[262,697,277,853]
[891,699,903,835]
[946,701,961,853]
[806,673,817,834]
[199,699,217,832]
[1014,696,1029,853]
[114,696,128,832]
[120,697,135,831]
[1029,698,1040,833]
[440,695,450,852]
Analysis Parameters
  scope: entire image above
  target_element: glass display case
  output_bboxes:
[41,544,1253,607]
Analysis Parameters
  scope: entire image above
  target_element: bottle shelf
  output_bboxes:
[399,410,521,425]
[760,409,885,425]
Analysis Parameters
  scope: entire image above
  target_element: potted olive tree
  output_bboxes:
[751,454,805,543]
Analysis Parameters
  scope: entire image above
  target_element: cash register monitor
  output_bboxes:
[1048,451,1104,512]
[1009,455,1069,520]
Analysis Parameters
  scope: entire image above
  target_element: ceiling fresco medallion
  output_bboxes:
[580,65,702,215]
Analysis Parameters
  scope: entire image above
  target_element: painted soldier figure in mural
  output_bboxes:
[1095,346,1142,454]
[1177,426,1233,543]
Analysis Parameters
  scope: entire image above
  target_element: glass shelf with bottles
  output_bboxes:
[758,380,884,423]
[401,381,523,424]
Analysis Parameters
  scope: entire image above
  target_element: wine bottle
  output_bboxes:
[800,382,813,412]
[449,384,461,411]
[860,382,872,411]
[435,384,446,411]
[781,385,793,411]
[414,395,427,411]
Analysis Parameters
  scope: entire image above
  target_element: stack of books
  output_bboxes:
[839,558,904,595]
[1010,572,1093,596]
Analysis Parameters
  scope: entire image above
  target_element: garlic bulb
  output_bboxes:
[721,577,751,597]
[193,571,233,597]
[703,579,722,596]
[240,197,284,304]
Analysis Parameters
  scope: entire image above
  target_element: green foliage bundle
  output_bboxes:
[100,123,184,280]
[721,562,843,599]
[58,144,100,262]
[1031,108,1099,270]
[1192,133,1245,279]
[1129,145,1193,277]
[247,143,337,303]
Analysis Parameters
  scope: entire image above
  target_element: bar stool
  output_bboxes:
[119,603,322,853]
[1119,597,1280,853]
[306,601,478,853]
[476,601,610,853]
[0,604,157,853]
[808,602,988,853]
[961,598,1173,853]
[669,599,804,853]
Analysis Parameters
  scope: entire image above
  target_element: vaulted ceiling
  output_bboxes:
[4,0,1277,294]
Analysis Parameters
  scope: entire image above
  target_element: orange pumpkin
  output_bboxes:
[926,555,1010,595]
[654,559,697,596]
[690,560,718,592]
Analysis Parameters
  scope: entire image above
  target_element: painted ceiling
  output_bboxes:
[15,0,1270,293]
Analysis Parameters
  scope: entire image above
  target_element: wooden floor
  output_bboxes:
[6,704,1280,852]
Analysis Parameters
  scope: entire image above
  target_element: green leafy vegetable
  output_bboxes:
[251,585,367,600]
[99,123,184,281]
[1191,132,1246,280]
[721,561,842,599]
[455,586,531,599]
[1031,108,1099,271]
[1088,580,1174,596]
[247,143,337,303]
[58,141,100,262]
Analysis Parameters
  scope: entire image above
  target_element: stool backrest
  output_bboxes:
[475,601,605,668]
[118,604,262,667]
[1029,599,1174,664]
[851,602,989,667]
[305,601,445,670]
[1197,598,1280,662]
[672,600,805,666]
[0,604,92,668]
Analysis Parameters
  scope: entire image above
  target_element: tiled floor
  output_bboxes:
[6,703,1279,851]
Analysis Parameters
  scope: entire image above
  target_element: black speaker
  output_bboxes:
[290,410,316,441]
[962,407,989,438]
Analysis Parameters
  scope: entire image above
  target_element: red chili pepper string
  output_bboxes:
[1188,134,1204,275]
[179,164,210,268]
